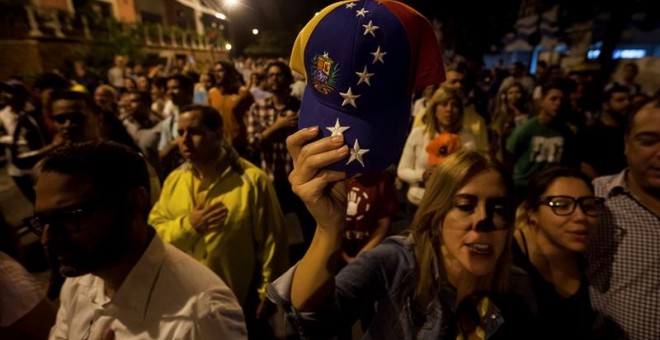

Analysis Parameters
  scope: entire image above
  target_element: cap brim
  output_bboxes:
[298,85,410,173]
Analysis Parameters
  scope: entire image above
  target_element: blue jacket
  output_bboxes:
[268,235,537,339]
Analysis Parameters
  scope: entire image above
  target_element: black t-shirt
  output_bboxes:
[512,237,595,340]
[579,122,626,177]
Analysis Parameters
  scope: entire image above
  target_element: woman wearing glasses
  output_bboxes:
[514,167,602,339]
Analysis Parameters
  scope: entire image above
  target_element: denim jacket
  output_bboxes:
[267,235,536,340]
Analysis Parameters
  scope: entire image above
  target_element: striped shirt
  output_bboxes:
[246,96,300,182]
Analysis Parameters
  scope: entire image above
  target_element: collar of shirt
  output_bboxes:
[602,169,630,198]
[81,232,167,320]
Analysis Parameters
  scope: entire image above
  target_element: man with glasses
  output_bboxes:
[587,96,660,339]
[32,141,246,339]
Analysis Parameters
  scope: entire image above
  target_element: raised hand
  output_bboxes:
[287,126,348,232]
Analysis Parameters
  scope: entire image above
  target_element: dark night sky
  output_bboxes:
[228,0,438,54]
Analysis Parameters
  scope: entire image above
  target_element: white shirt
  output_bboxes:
[50,234,247,340]
[0,106,30,177]
[397,126,476,205]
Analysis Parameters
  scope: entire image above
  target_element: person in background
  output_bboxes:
[247,72,271,102]
[158,74,194,175]
[514,167,600,339]
[399,87,476,207]
[107,54,126,89]
[93,84,118,117]
[1,214,56,340]
[193,71,214,105]
[342,171,398,264]
[605,62,643,96]
[208,61,254,156]
[490,81,532,163]
[149,105,288,339]
[121,90,163,179]
[579,85,631,179]
[411,85,435,121]
[506,83,578,202]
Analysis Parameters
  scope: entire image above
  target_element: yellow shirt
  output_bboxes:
[148,158,289,304]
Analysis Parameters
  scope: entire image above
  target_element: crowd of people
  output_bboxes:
[0,13,659,340]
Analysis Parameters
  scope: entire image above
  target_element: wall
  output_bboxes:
[114,0,137,23]
[37,0,69,11]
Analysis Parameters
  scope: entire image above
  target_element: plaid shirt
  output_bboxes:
[246,96,300,182]
[587,170,660,340]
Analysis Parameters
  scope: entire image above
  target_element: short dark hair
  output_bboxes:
[39,141,151,214]
[181,104,223,131]
[264,61,294,87]
[33,72,69,92]
[626,94,660,136]
[522,167,594,212]
[49,90,99,116]
[167,74,194,92]
[603,85,630,103]
[541,82,564,98]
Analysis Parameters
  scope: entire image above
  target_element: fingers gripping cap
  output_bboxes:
[291,0,445,172]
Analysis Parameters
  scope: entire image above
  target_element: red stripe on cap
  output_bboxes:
[378,0,446,93]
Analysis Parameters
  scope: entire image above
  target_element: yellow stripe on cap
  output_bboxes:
[290,0,357,81]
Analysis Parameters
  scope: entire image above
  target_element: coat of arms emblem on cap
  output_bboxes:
[310,52,339,95]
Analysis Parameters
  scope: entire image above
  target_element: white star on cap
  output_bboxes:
[371,46,387,64]
[355,66,374,86]
[355,8,369,17]
[326,118,350,136]
[345,2,356,9]
[346,139,370,167]
[339,87,360,108]
[362,20,380,37]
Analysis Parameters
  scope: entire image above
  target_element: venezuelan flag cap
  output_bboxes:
[291,0,445,172]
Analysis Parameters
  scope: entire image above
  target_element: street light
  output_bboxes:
[225,0,239,9]
[252,28,259,35]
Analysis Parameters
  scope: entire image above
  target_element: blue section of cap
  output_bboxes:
[299,0,413,172]
[299,84,410,172]
[304,0,411,114]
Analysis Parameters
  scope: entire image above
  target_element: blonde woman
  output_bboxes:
[490,82,532,161]
[397,87,477,206]
[268,130,536,339]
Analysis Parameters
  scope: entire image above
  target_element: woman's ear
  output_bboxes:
[527,208,538,227]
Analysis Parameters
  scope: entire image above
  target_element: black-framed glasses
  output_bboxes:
[537,195,605,217]
[22,198,113,236]
[23,208,88,236]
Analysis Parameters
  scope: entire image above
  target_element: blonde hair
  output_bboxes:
[409,150,514,308]
[422,86,464,135]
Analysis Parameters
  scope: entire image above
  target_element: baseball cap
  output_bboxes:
[291,0,445,172]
